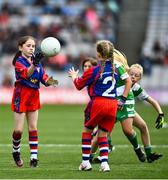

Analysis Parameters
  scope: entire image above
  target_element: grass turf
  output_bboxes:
[0,104,168,179]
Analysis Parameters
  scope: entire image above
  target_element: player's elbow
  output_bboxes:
[125,77,132,86]
[74,80,84,90]
[75,85,83,90]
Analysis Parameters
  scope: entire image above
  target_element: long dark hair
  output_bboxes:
[12,36,35,66]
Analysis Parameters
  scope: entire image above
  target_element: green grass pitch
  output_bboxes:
[0,104,168,179]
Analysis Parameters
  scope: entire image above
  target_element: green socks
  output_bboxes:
[144,146,152,156]
[126,132,139,149]
[108,136,112,147]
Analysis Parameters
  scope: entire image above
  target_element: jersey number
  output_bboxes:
[102,77,116,97]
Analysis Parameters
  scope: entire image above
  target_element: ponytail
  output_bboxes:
[12,51,21,66]
[96,40,114,80]
[99,60,106,79]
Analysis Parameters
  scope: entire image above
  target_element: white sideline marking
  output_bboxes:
[0,144,168,148]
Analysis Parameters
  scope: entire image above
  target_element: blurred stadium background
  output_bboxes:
[0,0,168,104]
[0,1,168,178]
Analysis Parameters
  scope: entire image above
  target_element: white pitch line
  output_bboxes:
[0,144,168,148]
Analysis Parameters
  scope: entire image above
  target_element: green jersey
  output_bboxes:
[114,61,135,105]
[114,61,135,121]
[132,83,149,101]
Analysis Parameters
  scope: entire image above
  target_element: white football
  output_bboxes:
[40,37,61,57]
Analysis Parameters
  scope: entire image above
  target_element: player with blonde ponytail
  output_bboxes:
[113,51,163,162]
[114,49,129,70]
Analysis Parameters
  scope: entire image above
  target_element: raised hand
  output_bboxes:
[68,67,79,80]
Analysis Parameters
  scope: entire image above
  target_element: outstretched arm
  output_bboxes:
[146,96,163,114]
[146,96,164,129]
[68,66,93,90]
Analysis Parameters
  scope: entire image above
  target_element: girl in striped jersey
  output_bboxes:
[111,52,163,162]
[68,40,132,172]
[114,50,147,162]
[129,64,163,162]
[110,51,163,162]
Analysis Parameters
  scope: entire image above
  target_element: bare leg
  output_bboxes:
[26,110,38,131]
[121,118,135,137]
[91,134,99,154]
[133,112,162,162]
[13,112,25,133]
[133,113,151,147]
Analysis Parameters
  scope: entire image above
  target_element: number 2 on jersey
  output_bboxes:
[102,76,116,97]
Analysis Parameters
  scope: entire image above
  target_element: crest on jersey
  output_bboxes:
[36,67,40,73]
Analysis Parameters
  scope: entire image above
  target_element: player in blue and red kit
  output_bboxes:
[11,36,58,168]
[82,57,115,162]
[68,40,132,172]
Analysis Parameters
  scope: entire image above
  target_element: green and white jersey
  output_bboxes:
[114,61,135,105]
[114,61,135,121]
[132,83,149,101]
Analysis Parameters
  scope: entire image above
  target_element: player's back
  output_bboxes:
[90,60,118,98]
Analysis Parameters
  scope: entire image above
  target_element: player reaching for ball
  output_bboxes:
[11,36,58,168]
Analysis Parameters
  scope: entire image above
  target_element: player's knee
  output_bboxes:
[123,129,133,137]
